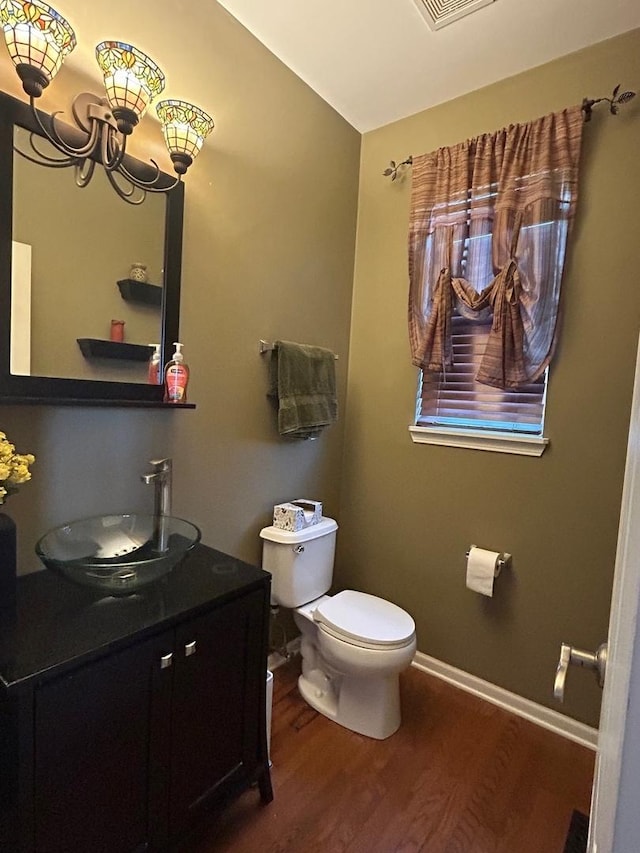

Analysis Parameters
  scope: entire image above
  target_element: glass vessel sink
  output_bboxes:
[36,514,201,595]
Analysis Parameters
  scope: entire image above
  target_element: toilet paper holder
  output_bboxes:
[466,546,512,574]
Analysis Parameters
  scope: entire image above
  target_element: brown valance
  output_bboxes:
[408,105,584,389]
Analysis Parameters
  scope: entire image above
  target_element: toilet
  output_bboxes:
[260,517,416,740]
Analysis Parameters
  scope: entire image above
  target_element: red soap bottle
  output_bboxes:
[164,342,189,403]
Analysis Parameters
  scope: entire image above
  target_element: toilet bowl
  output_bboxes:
[260,515,416,740]
[294,590,416,739]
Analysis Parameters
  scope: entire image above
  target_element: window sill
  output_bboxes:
[408,425,549,456]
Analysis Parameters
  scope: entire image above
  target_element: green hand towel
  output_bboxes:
[268,341,338,439]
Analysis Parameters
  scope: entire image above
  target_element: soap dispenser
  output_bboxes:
[148,344,162,385]
[164,342,189,403]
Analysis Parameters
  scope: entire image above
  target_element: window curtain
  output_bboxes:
[408,106,584,389]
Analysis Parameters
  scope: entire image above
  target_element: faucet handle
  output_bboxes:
[148,458,172,472]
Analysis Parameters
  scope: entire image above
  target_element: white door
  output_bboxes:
[586,334,640,852]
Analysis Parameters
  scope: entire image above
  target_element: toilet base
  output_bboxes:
[298,670,339,721]
[298,669,401,740]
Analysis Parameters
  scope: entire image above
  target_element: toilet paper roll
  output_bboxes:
[466,546,501,597]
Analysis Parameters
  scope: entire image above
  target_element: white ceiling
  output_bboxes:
[216,0,640,132]
[11,0,639,135]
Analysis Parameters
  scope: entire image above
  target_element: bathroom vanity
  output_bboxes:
[0,543,273,852]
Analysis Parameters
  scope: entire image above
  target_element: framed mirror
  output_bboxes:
[0,91,185,406]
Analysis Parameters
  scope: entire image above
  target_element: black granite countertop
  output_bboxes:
[0,543,270,693]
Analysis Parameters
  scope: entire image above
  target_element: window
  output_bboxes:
[407,107,583,455]
[410,310,550,456]
[416,314,548,435]
[413,218,554,451]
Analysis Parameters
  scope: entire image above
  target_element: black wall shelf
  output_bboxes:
[0,396,195,408]
[77,338,153,362]
[117,279,162,307]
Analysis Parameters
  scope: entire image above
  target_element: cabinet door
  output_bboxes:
[0,691,33,853]
[33,633,170,853]
[169,590,266,835]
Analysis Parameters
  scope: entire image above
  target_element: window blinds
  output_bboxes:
[417,314,547,434]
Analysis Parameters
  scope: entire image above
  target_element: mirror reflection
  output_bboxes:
[11,126,166,384]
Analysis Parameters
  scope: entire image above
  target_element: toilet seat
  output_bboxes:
[313,590,415,650]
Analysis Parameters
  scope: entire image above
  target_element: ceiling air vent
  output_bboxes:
[413,0,496,30]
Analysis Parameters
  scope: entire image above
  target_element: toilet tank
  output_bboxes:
[260,517,338,608]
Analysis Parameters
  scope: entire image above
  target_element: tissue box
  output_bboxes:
[273,499,323,532]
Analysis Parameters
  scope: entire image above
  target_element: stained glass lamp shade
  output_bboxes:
[0,0,76,96]
[95,41,165,134]
[156,99,215,174]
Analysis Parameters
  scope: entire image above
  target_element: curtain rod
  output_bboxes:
[383,84,637,181]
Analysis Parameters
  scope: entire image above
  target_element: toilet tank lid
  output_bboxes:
[259,517,338,544]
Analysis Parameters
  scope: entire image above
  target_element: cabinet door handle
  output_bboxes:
[160,652,173,670]
[184,640,197,657]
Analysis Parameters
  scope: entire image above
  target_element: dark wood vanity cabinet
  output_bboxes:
[0,545,273,853]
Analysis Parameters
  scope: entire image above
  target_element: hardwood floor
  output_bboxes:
[185,659,594,853]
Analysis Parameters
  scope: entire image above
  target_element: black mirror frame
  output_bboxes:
[0,91,186,406]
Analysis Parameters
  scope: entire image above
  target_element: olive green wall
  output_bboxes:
[1,5,359,576]
[336,28,640,726]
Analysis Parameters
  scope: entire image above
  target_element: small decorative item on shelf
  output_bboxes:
[110,319,125,342]
[129,263,148,283]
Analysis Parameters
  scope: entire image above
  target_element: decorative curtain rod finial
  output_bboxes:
[581,84,635,122]
[383,156,413,181]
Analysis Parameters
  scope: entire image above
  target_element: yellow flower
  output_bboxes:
[0,442,15,462]
[0,431,35,505]
[8,466,31,485]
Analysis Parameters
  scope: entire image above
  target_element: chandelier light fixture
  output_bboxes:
[0,0,215,203]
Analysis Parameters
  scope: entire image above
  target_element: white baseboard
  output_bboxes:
[412,651,598,750]
[269,641,597,749]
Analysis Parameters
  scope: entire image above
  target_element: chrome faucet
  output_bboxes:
[141,458,172,552]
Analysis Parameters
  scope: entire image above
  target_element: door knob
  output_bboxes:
[160,652,173,670]
[554,641,607,702]
[184,640,197,657]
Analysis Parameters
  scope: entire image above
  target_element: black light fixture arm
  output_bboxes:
[118,155,163,188]
[31,97,100,159]
[75,157,96,188]
[15,92,183,204]
[100,121,124,173]
[14,131,78,169]
[103,163,145,206]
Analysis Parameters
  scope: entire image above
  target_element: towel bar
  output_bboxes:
[259,340,338,359]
